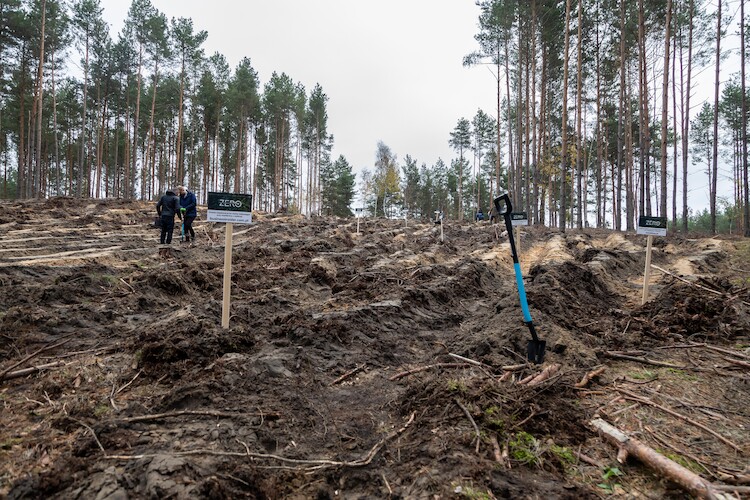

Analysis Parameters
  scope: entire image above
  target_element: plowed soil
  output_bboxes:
[1,198,749,499]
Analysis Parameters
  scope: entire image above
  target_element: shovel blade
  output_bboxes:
[527,340,546,364]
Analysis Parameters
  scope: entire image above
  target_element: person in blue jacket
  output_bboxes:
[177,186,198,243]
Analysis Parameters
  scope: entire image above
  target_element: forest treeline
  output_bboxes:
[1,0,749,235]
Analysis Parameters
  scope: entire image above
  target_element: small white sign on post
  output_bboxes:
[207,192,253,328]
[510,212,529,256]
[637,216,667,305]
[355,207,364,233]
[510,212,529,227]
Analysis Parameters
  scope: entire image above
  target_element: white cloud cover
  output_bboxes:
[100,0,496,177]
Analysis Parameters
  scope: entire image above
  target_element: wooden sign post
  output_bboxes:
[207,192,253,329]
[355,207,363,234]
[637,216,667,305]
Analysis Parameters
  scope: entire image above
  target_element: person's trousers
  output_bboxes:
[183,215,196,240]
[160,215,175,244]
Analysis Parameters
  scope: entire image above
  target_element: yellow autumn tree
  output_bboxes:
[373,141,401,217]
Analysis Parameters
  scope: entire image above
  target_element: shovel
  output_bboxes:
[493,193,546,364]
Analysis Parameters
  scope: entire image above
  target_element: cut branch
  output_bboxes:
[575,366,607,388]
[590,418,734,500]
[330,365,364,386]
[1,361,65,381]
[0,334,74,381]
[605,351,686,369]
[519,363,561,386]
[389,363,470,381]
[113,409,280,424]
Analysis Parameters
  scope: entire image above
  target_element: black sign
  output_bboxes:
[207,192,253,224]
[637,216,667,236]
[207,192,252,212]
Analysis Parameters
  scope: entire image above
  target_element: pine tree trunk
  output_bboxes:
[34,0,46,198]
[711,0,721,234]
[560,0,572,230]
[130,43,144,200]
[681,0,694,232]
[575,0,583,228]
[626,68,635,231]
[176,54,185,184]
[616,0,626,231]
[638,0,647,215]
[672,28,678,227]
[144,59,159,199]
[595,0,603,227]
[531,0,539,224]
[741,0,750,237]
[660,0,673,220]
[51,48,61,196]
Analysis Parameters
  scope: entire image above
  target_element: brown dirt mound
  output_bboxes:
[1,199,749,499]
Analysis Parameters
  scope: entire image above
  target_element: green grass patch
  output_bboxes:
[452,484,494,499]
[629,369,656,380]
[664,368,697,381]
[483,406,505,430]
[509,431,541,465]
[447,379,467,393]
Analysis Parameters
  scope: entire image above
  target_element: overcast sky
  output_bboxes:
[99,0,495,177]
[98,0,737,214]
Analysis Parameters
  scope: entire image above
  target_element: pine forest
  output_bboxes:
[1,0,749,236]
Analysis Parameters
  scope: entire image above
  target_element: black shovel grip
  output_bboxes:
[493,194,512,216]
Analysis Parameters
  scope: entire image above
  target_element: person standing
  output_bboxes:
[177,186,198,243]
[156,189,182,244]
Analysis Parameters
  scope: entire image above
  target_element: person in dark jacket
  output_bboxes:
[156,189,182,244]
[177,186,197,243]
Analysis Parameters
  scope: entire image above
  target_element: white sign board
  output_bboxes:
[511,212,529,226]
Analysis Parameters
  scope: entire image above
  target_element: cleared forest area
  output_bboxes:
[0,198,748,498]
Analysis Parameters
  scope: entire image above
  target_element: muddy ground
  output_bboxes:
[0,197,749,499]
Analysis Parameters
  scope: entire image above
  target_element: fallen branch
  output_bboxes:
[448,353,485,367]
[490,435,503,465]
[604,351,686,369]
[455,399,481,453]
[713,485,750,494]
[616,388,743,454]
[590,418,734,500]
[330,365,364,386]
[690,343,750,361]
[115,370,143,395]
[113,409,281,424]
[1,361,66,380]
[575,450,605,469]
[389,363,470,381]
[575,366,607,388]
[723,357,750,370]
[518,363,561,386]
[0,334,74,381]
[73,418,106,453]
